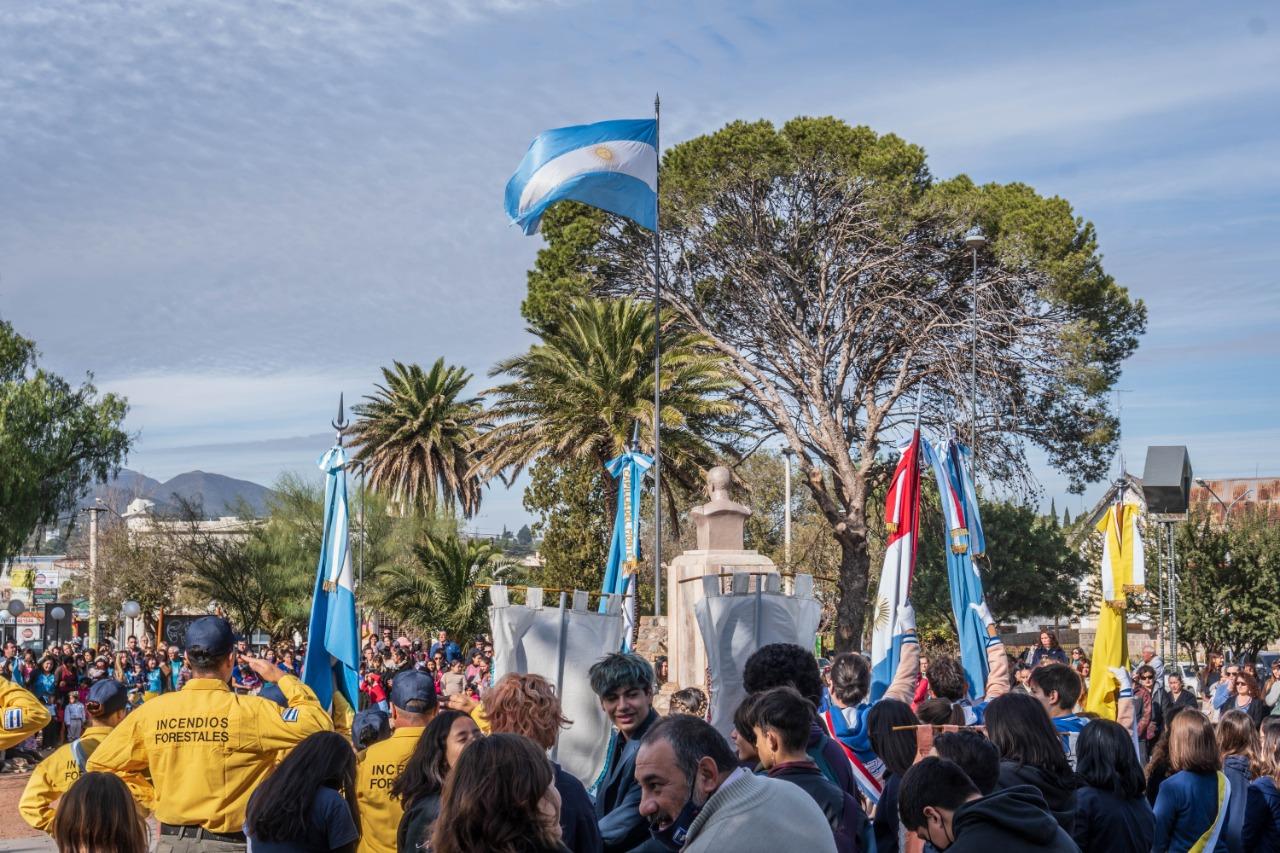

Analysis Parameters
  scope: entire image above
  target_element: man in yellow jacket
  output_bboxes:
[357,670,437,853]
[20,679,136,832]
[88,616,331,851]
[1,677,51,751]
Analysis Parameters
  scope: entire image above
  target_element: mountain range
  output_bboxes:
[84,469,276,518]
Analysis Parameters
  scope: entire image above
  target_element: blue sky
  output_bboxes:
[3,0,1277,531]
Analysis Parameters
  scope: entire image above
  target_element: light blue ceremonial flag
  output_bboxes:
[600,448,653,649]
[505,118,658,235]
[301,445,361,712]
[923,438,996,700]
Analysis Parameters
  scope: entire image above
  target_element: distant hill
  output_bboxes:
[84,469,275,518]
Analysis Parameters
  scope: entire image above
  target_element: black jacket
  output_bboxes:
[595,709,665,853]
[1071,786,1155,853]
[555,762,603,853]
[996,760,1077,835]
[948,785,1079,853]
[767,760,867,853]
[397,792,440,853]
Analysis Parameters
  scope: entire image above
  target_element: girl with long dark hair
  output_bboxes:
[431,733,568,853]
[866,698,919,853]
[984,692,1078,833]
[52,772,148,853]
[391,709,482,852]
[1073,719,1155,852]
[244,730,360,852]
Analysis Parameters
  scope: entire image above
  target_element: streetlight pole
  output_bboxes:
[781,448,794,592]
[964,227,987,456]
[84,504,105,648]
[1195,479,1252,524]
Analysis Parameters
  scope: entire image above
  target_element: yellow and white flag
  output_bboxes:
[1085,503,1145,718]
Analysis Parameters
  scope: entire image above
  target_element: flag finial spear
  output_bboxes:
[332,393,348,444]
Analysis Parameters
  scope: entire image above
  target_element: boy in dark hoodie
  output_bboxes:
[753,686,869,853]
[898,757,1078,853]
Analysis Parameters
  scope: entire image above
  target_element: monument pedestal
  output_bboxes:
[666,550,778,690]
[663,466,778,690]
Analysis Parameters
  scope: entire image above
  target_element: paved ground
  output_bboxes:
[0,772,51,851]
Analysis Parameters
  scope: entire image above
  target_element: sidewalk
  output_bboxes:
[0,839,53,852]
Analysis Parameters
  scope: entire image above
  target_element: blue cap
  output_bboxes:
[258,683,287,707]
[185,616,235,659]
[389,671,438,714]
[352,708,391,750]
[86,679,128,716]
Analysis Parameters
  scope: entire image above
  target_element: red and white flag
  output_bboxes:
[870,429,922,700]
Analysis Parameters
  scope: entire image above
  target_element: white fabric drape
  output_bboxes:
[489,586,624,787]
[695,572,822,740]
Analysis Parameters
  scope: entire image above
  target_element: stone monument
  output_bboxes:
[665,466,779,689]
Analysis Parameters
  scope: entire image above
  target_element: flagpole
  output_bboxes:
[652,92,663,619]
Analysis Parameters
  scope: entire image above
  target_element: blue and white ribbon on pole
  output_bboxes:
[600,448,653,649]
[923,438,996,700]
[301,445,361,712]
[953,442,986,558]
[505,118,658,235]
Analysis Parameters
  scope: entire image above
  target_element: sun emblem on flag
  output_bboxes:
[594,145,614,161]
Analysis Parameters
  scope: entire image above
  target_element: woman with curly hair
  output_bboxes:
[431,733,569,853]
[484,673,601,853]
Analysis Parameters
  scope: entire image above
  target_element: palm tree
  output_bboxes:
[350,359,485,517]
[370,531,511,640]
[479,297,740,516]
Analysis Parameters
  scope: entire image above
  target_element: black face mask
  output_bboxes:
[649,797,702,851]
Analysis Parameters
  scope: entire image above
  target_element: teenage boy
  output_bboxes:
[752,686,867,853]
[897,757,1076,852]
[589,652,663,853]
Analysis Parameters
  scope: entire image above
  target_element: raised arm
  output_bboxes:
[883,604,920,705]
[972,601,1009,702]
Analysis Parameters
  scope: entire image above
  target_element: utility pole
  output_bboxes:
[782,447,794,593]
[84,504,105,648]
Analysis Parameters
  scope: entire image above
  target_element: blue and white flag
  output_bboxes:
[923,438,998,700]
[301,445,361,712]
[505,118,658,235]
[600,448,653,649]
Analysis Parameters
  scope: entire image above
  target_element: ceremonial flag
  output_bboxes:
[923,438,999,700]
[870,430,922,702]
[505,118,658,235]
[601,447,653,649]
[1084,502,1144,718]
[301,445,361,712]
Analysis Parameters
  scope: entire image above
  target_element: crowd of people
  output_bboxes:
[2,616,1280,853]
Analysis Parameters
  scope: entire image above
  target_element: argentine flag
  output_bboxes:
[505,118,658,235]
[301,444,361,712]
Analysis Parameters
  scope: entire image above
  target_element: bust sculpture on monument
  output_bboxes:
[690,466,751,550]
[665,465,779,690]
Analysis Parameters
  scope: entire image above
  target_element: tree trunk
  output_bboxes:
[834,528,871,652]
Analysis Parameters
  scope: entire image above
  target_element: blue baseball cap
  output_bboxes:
[352,708,391,750]
[258,683,287,707]
[86,679,128,716]
[185,616,235,659]
[389,671,438,714]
